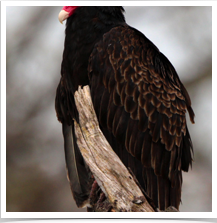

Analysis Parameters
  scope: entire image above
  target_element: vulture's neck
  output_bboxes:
[64,7,125,48]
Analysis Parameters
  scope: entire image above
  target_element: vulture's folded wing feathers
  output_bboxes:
[88,25,194,210]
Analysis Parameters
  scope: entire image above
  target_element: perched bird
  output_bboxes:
[55,6,195,211]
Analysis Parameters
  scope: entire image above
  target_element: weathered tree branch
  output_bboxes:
[73,85,155,212]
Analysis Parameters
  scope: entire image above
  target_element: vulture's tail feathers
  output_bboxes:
[62,121,92,208]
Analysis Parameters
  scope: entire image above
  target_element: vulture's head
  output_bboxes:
[58,6,80,24]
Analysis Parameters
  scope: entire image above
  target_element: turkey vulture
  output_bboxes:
[55,6,195,211]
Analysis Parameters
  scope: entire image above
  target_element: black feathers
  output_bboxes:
[55,6,194,211]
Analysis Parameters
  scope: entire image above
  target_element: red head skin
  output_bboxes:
[58,6,80,24]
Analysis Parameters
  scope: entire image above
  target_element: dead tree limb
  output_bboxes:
[73,85,155,212]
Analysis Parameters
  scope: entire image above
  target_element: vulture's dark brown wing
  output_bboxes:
[88,25,194,210]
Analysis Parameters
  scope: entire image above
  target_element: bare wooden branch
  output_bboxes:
[73,85,155,212]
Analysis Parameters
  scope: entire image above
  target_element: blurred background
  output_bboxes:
[6,6,212,212]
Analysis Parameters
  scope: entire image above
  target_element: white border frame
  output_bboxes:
[1,1,215,219]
